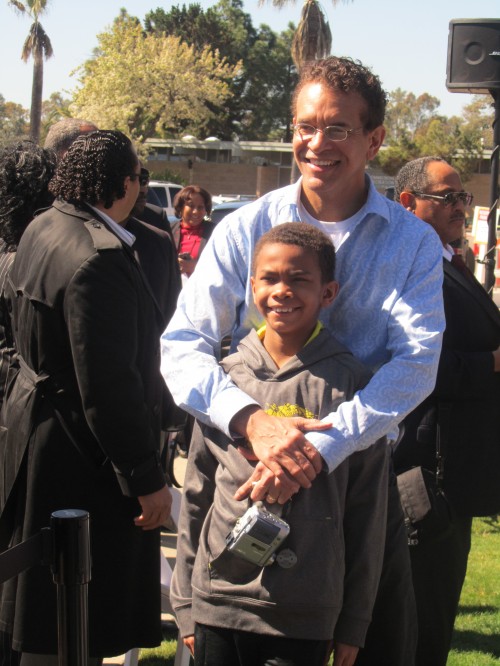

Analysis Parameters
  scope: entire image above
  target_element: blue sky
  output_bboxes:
[1,0,499,120]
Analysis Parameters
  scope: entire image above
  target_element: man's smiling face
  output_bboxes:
[293,82,384,220]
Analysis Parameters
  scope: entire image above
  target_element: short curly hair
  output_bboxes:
[394,156,447,202]
[173,185,212,219]
[292,56,387,131]
[0,141,57,250]
[252,222,335,283]
[49,130,138,209]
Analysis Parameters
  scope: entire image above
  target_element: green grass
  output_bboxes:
[138,517,500,665]
[447,515,500,665]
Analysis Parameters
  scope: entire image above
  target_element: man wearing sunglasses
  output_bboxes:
[130,166,173,237]
[394,156,500,666]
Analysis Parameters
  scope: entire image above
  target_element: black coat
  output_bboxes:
[394,259,500,516]
[138,202,172,237]
[0,200,167,656]
[125,216,181,330]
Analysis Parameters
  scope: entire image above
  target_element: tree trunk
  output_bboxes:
[29,45,43,144]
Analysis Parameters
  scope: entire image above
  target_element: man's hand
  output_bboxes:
[183,635,195,656]
[231,407,330,503]
[134,485,172,530]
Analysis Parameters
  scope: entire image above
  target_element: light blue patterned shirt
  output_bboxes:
[161,176,445,471]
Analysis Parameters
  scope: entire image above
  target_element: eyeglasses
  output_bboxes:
[293,123,363,142]
[139,173,150,186]
[412,191,474,207]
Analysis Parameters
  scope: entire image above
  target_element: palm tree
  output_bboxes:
[9,0,54,144]
[259,0,350,70]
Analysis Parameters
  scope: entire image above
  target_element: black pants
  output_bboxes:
[355,479,418,666]
[410,513,472,666]
[194,624,331,666]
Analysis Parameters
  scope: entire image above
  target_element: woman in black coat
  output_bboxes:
[0,131,171,664]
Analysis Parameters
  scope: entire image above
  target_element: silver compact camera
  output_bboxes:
[226,503,290,566]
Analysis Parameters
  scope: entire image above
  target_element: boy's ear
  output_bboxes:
[250,276,256,300]
[322,281,339,307]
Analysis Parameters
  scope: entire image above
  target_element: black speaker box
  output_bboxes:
[447,19,500,93]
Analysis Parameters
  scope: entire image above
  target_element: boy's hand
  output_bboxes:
[332,642,359,666]
[231,407,330,503]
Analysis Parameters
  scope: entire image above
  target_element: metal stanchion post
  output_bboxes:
[51,510,91,666]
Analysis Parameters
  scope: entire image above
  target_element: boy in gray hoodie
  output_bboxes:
[171,223,389,666]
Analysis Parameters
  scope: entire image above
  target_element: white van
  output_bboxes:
[147,181,183,217]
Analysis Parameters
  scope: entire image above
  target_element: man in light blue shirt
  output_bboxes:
[162,57,444,664]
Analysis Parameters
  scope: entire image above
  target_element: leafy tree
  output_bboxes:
[0,94,29,146]
[462,95,494,148]
[384,88,441,145]
[8,0,54,144]
[70,11,238,145]
[377,89,487,180]
[376,88,441,175]
[40,92,72,143]
[238,24,297,141]
[145,1,253,64]
[414,116,483,183]
[146,1,297,140]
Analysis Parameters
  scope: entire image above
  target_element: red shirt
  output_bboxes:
[178,221,204,261]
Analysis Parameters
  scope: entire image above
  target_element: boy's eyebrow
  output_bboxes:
[257,267,312,276]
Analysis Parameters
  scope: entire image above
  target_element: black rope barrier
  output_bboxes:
[0,509,91,666]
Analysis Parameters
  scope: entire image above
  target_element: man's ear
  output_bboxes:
[399,191,415,212]
[366,125,386,161]
[322,280,339,307]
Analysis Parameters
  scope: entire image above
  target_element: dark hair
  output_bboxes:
[0,141,57,250]
[44,118,98,160]
[292,56,387,131]
[49,130,138,209]
[394,156,447,202]
[174,185,212,219]
[253,222,335,283]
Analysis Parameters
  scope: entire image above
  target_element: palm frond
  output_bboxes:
[292,0,332,69]
[21,21,53,62]
[8,0,27,14]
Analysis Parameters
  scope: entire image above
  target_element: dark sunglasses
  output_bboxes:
[412,190,474,207]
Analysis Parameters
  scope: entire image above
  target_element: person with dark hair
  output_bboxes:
[43,117,97,160]
[130,166,172,235]
[171,185,214,278]
[172,223,390,666]
[163,55,445,665]
[0,140,56,406]
[394,156,500,666]
[0,140,56,666]
[0,129,172,665]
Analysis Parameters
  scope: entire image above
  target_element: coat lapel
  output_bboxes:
[443,259,500,328]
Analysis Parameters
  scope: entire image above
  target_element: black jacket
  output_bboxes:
[0,200,166,656]
[394,259,500,516]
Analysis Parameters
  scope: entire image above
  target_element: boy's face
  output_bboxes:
[251,242,338,344]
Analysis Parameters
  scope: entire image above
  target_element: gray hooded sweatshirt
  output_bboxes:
[171,327,389,647]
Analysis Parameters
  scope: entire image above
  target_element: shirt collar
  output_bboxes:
[180,220,204,235]
[256,321,323,346]
[443,244,454,261]
[278,174,389,225]
[86,203,135,247]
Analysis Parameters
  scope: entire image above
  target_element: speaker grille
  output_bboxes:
[447,19,500,92]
